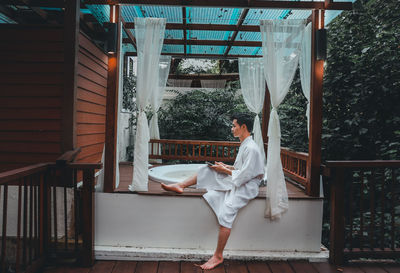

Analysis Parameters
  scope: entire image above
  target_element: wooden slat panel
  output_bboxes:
[0,109,61,120]
[0,153,59,164]
[0,85,62,97]
[77,63,107,87]
[77,88,106,106]
[0,131,61,142]
[0,142,61,154]
[77,134,105,147]
[135,261,158,273]
[0,27,63,41]
[76,144,103,160]
[0,41,63,52]
[0,52,64,62]
[79,33,108,66]
[0,120,61,131]
[77,76,107,96]
[77,124,105,135]
[224,260,248,273]
[0,163,29,173]
[89,261,116,272]
[0,73,63,84]
[76,152,103,163]
[310,262,341,273]
[0,63,63,73]
[246,261,272,273]
[181,261,203,273]
[288,261,318,273]
[158,261,180,273]
[0,97,61,108]
[268,261,295,273]
[76,112,106,124]
[76,100,106,115]
[78,50,108,78]
[112,261,137,273]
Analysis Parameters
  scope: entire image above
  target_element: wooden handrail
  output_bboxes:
[56,147,82,166]
[0,163,49,184]
[280,147,309,187]
[325,160,400,169]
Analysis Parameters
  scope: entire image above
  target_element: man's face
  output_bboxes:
[231,119,245,138]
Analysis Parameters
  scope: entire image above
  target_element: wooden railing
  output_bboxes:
[150,139,310,190]
[280,147,309,188]
[0,158,101,272]
[324,160,400,264]
[149,139,241,163]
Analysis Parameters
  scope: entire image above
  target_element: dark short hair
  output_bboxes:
[231,112,254,133]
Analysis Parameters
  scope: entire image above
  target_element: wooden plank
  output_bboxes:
[76,143,104,159]
[0,163,29,172]
[77,124,105,135]
[0,120,61,131]
[0,131,61,142]
[181,261,203,273]
[75,152,103,163]
[358,265,387,273]
[158,261,180,273]
[78,64,108,88]
[246,261,272,273]
[0,142,61,154]
[78,51,108,79]
[0,27,63,42]
[0,153,58,164]
[79,45,109,71]
[0,73,63,85]
[224,260,248,273]
[267,261,295,273]
[0,52,64,62]
[77,134,105,147]
[288,261,318,273]
[310,262,341,273]
[340,265,363,273]
[76,111,106,124]
[383,265,400,273]
[0,84,62,97]
[86,261,115,272]
[205,261,225,273]
[79,33,108,67]
[0,63,63,73]
[0,97,61,108]
[77,75,108,95]
[77,100,106,115]
[112,261,137,272]
[0,109,61,120]
[77,88,107,106]
[81,169,95,266]
[43,266,91,273]
[135,261,158,273]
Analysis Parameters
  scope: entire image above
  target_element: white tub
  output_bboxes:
[148,164,206,184]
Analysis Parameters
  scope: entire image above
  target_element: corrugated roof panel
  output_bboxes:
[287,10,312,19]
[188,30,227,40]
[228,46,256,55]
[140,6,182,23]
[165,29,183,39]
[86,5,110,25]
[121,6,140,21]
[236,31,261,41]
[162,44,184,54]
[189,7,239,24]
[243,9,285,25]
[190,45,225,55]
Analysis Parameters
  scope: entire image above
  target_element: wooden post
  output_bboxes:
[307,9,325,197]
[62,0,80,152]
[81,169,95,266]
[261,83,271,158]
[104,5,121,193]
[329,167,345,265]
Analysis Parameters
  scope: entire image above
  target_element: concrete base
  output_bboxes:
[95,245,329,262]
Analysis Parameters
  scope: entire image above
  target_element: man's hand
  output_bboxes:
[210,162,232,176]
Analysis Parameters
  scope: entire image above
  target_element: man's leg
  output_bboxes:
[161,174,197,193]
[200,225,231,270]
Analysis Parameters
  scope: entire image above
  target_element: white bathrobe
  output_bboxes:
[196,136,264,228]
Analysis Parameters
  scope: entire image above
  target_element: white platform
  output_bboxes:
[95,192,324,261]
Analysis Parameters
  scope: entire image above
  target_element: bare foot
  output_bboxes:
[161,183,184,194]
[198,255,223,270]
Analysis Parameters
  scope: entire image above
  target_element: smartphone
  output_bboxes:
[205,161,214,166]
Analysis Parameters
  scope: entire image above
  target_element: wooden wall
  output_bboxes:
[0,25,64,172]
[76,32,108,163]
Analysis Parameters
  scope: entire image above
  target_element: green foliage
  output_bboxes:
[158,82,249,141]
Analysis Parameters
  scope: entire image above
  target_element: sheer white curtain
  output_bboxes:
[149,55,171,162]
[299,23,312,136]
[260,19,305,219]
[238,58,266,161]
[129,17,166,192]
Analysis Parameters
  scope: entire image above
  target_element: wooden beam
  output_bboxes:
[104,4,121,193]
[83,0,353,10]
[224,9,249,56]
[124,38,262,47]
[124,22,260,32]
[307,9,325,197]
[125,51,261,59]
[62,0,80,153]
[121,17,137,51]
[168,73,239,80]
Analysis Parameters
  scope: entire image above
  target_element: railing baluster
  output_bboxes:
[29,176,33,264]
[23,177,28,268]
[391,168,396,250]
[1,185,8,273]
[81,169,95,266]
[16,182,22,273]
[53,175,58,252]
[348,170,354,250]
[64,184,68,250]
[74,169,79,253]
[369,169,375,249]
[360,170,364,249]
[34,177,39,260]
[380,169,385,250]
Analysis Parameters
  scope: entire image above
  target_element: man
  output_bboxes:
[161,113,265,270]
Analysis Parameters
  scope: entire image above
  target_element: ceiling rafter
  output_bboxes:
[182,7,187,56]
[125,52,261,59]
[121,17,137,51]
[123,37,262,47]
[124,22,260,32]
[224,8,248,57]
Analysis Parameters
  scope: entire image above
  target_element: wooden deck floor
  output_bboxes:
[116,163,316,199]
[43,260,400,273]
